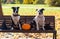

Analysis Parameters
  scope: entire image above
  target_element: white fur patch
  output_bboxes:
[11,15,20,25]
[33,13,45,30]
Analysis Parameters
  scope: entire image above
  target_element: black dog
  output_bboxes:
[11,7,22,30]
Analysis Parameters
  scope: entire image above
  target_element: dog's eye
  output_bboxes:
[38,11,40,12]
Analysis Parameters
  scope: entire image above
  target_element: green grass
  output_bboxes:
[2,4,60,16]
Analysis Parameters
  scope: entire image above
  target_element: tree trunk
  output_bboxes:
[6,0,10,4]
[0,0,3,17]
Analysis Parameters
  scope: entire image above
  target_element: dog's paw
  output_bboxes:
[43,28,45,31]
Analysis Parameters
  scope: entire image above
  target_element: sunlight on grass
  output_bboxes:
[2,4,60,16]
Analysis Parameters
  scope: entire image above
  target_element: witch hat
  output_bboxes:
[1,19,7,30]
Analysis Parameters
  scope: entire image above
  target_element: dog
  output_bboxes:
[33,8,45,30]
[11,7,22,30]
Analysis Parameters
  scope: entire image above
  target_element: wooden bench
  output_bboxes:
[3,16,55,30]
[0,16,56,39]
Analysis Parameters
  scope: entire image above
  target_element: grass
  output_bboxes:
[2,4,60,16]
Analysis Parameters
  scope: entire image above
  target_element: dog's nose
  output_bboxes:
[39,12,42,14]
[39,13,41,14]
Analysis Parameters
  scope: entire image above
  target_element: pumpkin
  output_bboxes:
[22,23,31,30]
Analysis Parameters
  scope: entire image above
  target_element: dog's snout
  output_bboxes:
[39,13,41,14]
[38,11,42,14]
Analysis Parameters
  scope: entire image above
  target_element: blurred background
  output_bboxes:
[1,0,60,39]
[1,0,60,6]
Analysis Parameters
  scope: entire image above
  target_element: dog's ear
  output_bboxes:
[12,7,15,9]
[41,8,45,11]
[12,7,19,9]
[36,9,38,11]
[17,7,19,8]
